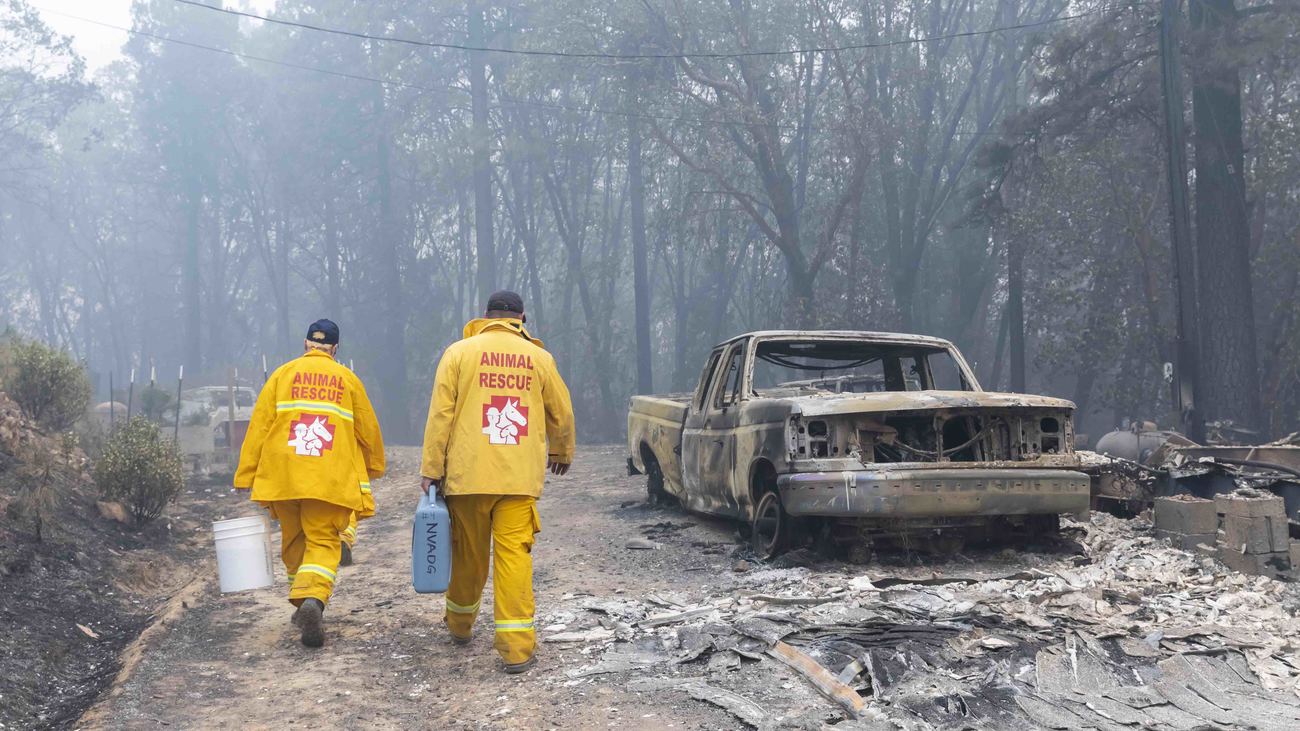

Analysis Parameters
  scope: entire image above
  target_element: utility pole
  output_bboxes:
[1189,0,1261,435]
[1158,0,1205,443]
[468,3,496,306]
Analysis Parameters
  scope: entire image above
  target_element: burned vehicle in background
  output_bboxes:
[627,331,1090,557]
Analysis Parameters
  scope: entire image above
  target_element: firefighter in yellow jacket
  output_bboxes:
[235,319,385,647]
[420,291,575,674]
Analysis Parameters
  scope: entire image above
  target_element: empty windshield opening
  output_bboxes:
[751,340,969,395]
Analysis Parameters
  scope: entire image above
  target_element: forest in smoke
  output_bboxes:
[0,0,1298,443]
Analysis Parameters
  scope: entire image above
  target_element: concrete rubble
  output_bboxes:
[539,513,1300,729]
[1153,489,1300,579]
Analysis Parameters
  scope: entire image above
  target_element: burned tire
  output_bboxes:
[642,447,672,506]
[751,490,792,560]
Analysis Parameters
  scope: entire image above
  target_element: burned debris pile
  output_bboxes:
[1087,428,1300,580]
[541,514,1300,728]
[1086,430,1300,518]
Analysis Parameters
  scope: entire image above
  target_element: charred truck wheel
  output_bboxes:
[750,462,795,559]
[641,444,673,506]
[751,489,793,559]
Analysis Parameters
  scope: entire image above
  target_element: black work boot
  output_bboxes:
[340,543,354,567]
[503,655,537,675]
[297,599,326,648]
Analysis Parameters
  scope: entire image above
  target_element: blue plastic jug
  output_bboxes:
[412,491,451,593]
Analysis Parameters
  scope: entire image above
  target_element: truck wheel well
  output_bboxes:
[750,459,777,507]
[642,442,673,505]
[640,442,659,473]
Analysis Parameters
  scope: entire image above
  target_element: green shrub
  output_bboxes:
[94,417,184,526]
[139,385,173,423]
[182,406,212,426]
[2,432,82,542]
[3,339,92,432]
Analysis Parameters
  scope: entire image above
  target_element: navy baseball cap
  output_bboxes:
[306,319,340,345]
[486,290,525,315]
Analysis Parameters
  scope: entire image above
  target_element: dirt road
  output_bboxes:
[78,445,1300,730]
[82,446,750,730]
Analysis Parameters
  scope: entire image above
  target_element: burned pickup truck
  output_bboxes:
[627,331,1089,557]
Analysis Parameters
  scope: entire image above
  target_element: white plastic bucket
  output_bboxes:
[212,515,274,593]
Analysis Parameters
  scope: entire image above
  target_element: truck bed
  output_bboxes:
[627,394,690,495]
[630,394,690,423]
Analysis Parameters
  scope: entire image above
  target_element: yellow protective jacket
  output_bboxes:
[358,486,376,518]
[235,350,386,511]
[420,318,575,497]
[355,452,377,519]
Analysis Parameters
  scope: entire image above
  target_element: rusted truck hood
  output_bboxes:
[788,390,1076,417]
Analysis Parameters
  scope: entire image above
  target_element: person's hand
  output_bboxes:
[547,459,571,476]
[420,476,441,495]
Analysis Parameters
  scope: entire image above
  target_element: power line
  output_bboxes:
[39,6,1133,144]
[173,0,1113,60]
[41,7,454,97]
[36,8,806,132]
[37,6,1055,140]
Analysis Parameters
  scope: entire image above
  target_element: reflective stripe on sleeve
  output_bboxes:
[494,619,535,633]
[275,401,355,422]
[297,564,337,582]
[446,598,481,615]
[360,482,372,494]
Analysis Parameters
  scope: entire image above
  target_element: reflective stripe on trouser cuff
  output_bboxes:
[297,564,337,582]
[446,598,480,614]
[495,619,535,633]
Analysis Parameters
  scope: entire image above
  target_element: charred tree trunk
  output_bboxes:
[373,88,410,441]
[628,114,653,394]
[989,302,1009,391]
[708,214,742,348]
[455,187,471,320]
[275,213,291,346]
[1007,234,1026,393]
[1261,262,1298,435]
[503,153,545,323]
[469,5,495,307]
[672,291,691,392]
[1189,0,1262,432]
[325,210,342,317]
[1073,369,1097,427]
[204,195,227,361]
[182,172,202,372]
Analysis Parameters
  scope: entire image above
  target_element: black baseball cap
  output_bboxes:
[486,290,525,315]
[306,319,340,345]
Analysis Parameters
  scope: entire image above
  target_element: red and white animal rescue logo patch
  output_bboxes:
[482,396,528,445]
[288,414,336,456]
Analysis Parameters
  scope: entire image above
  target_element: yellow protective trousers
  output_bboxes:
[444,494,541,664]
[341,512,358,548]
[268,498,351,606]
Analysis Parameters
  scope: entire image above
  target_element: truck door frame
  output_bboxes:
[682,339,747,518]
